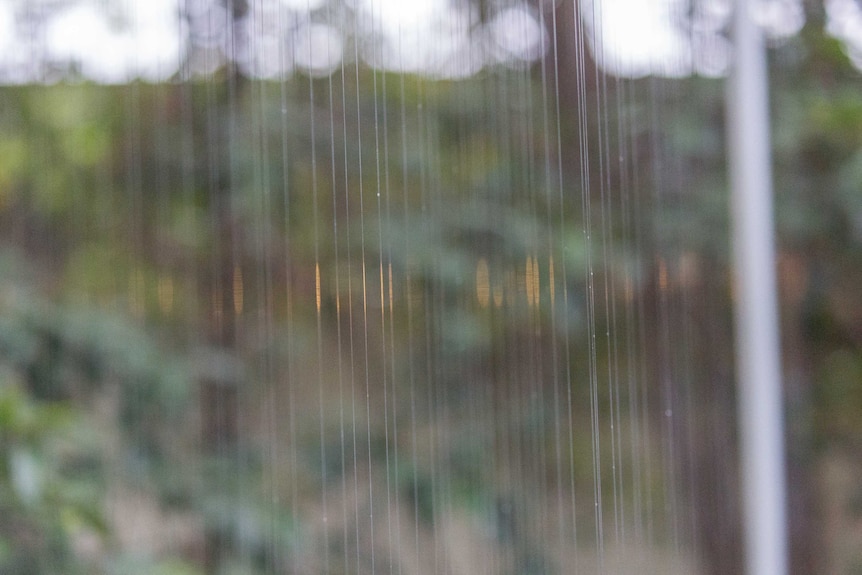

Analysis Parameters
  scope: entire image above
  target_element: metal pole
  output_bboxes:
[727,2,788,575]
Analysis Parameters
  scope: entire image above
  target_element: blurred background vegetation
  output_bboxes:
[0,1,861,574]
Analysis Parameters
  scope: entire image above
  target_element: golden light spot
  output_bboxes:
[531,257,540,307]
[233,265,244,315]
[476,258,490,308]
[157,275,174,314]
[524,257,540,308]
[493,284,504,308]
[315,263,322,313]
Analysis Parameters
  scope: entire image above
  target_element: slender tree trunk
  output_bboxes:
[199,49,247,571]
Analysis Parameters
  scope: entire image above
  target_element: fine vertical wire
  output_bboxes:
[258,4,279,570]
[520,6,549,554]
[177,0,207,561]
[666,1,689,551]
[650,72,675,549]
[624,60,647,546]
[337,18,362,568]
[202,7,220,567]
[367,2,396,568]
[123,6,150,561]
[413,73,441,573]
[612,27,634,548]
[538,3,568,558]
[377,15,404,571]
[396,25,423,573]
[553,3,580,567]
[593,0,624,547]
[233,1,250,563]
[322,2,351,570]
[299,5,331,569]
[573,0,604,566]
[683,5,704,561]
[277,11,301,569]
[349,10,377,569]
[271,2,288,569]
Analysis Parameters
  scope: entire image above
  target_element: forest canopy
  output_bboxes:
[0,0,857,82]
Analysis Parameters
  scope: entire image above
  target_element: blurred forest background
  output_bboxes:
[0,0,861,574]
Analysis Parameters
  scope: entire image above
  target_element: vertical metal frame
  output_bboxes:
[727,2,789,574]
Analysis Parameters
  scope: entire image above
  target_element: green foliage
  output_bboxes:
[0,12,860,572]
[0,251,200,573]
[0,377,104,574]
